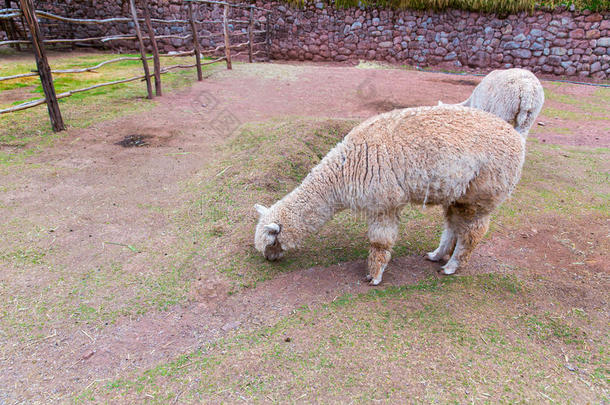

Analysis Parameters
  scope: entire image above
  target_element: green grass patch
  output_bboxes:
[0,51,219,165]
[542,106,608,121]
[171,116,607,290]
[543,85,610,119]
[519,313,585,344]
[0,247,46,265]
[495,140,610,223]
[89,273,606,403]
[0,249,197,337]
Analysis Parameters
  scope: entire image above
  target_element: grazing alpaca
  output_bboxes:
[439,68,544,137]
[254,105,525,285]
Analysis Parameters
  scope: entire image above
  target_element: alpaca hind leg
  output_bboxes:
[427,225,456,262]
[442,214,490,275]
[366,211,399,286]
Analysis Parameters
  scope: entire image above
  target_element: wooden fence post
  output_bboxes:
[223,3,232,70]
[247,6,253,63]
[129,0,154,99]
[16,0,28,50]
[141,0,161,96]
[265,11,271,62]
[3,0,20,51]
[19,0,65,131]
[188,2,203,81]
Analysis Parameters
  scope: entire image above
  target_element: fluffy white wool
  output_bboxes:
[440,68,544,138]
[255,105,525,284]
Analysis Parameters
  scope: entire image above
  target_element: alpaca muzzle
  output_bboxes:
[264,240,284,261]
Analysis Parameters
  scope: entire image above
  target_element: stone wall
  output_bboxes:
[5,1,609,79]
[268,3,609,79]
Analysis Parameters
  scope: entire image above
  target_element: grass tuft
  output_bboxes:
[284,0,608,12]
[91,273,605,403]
[175,118,443,288]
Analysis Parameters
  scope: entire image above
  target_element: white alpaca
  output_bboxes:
[439,69,544,137]
[254,105,525,285]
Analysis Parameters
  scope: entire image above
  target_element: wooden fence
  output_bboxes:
[0,0,271,132]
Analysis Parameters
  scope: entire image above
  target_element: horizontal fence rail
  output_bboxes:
[0,56,228,115]
[0,52,201,82]
[0,8,252,24]
[0,34,193,46]
[184,0,269,12]
[0,0,272,131]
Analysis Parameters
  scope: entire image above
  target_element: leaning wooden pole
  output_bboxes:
[19,0,65,131]
[129,0,154,99]
[141,0,162,96]
[222,3,232,70]
[247,6,254,63]
[187,2,203,81]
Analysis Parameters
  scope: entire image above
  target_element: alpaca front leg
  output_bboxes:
[366,244,392,285]
[366,212,399,286]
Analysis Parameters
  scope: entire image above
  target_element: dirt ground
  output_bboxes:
[0,61,608,403]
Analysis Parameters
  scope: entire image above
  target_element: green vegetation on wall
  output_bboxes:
[284,0,609,12]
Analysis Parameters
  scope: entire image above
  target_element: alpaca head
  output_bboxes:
[254,203,285,261]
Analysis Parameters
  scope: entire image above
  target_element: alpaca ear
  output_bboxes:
[264,223,280,235]
[254,204,268,216]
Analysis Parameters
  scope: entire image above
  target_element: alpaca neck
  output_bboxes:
[275,164,342,248]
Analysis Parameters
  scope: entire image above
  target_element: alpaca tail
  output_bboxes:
[514,86,543,139]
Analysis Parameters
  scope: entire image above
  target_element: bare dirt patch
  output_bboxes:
[0,85,36,106]
[361,99,417,113]
[435,76,481,87]
[532,82,609,147]
[478,214,609,310]
[0,61,608,402]
[115,134,152,147]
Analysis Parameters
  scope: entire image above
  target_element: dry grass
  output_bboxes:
[1,57,608,403]
[76,76,609,402]
[0,50,218,165]
[284,0,609,12]
[89,274,608,403]
[172,118,444,290]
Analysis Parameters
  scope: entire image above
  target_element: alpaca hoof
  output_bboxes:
[426,251,441,262]
[441,262,458,275]
[369,277,382,286]
[365,274,373,281]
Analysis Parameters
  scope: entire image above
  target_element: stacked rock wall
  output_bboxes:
[7,1,609,79]
[268,3,609,79]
